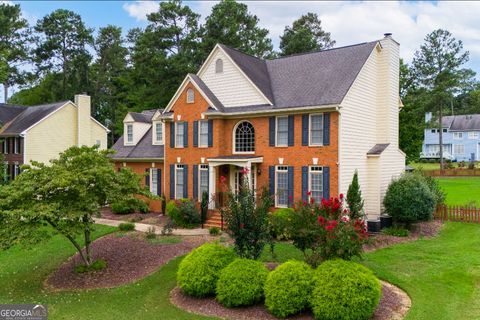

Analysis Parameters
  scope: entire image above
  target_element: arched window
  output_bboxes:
[234,121,255,153]
[215,58,223,73]
[186,88,194,103]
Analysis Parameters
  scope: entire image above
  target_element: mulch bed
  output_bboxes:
[364,220,443,252]
[45,232,212,291]
[99,207,167,225]
[170,280,411,320]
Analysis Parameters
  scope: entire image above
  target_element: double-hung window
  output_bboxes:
[468,131,479,139]
[275,166,288,207]
[126,124,133,143]
[175,165,185,199]
[151,168,159,195]
[309,114,324,146]
[176,122,185,147]
[186,89,194,103]
[454,144,465,155]
[199,120,209,147]
[453,132,463,140]
[276,116,288,146]
[2,139,7,154]
[309,166,323,203]
[155,123,163,143]
[199,164,209,197]
[13,138,18,154]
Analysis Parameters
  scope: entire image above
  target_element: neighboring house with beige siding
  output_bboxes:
[0,94,109,181]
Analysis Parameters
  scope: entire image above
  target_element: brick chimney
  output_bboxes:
[75,94,91,146]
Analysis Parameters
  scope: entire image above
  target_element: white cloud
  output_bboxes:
[123,1,159,21]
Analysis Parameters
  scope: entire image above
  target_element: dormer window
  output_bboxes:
[215,58,223,73]
[187,88,194,103]
[155,122,163,144]
[126,124,133,143]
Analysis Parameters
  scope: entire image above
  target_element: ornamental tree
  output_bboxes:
[0,146,146,266]
[346,170,364,219]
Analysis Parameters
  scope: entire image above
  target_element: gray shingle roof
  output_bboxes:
[367,143,390,155]
[0,101,69,135]
[448,114,480,131]
[128,110,157,123]
[189,74,225,111]
[0,104,25,126]
[111,127,164,160]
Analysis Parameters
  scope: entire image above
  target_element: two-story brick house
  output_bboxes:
[0,94,109,181]
[112,34,405,223]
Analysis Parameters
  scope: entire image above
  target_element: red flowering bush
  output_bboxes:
[288,194,368,267]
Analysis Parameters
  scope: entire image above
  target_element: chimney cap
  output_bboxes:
[384,33,392,38]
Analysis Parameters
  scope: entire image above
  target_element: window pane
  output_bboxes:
[200,166,209,196]
[176,123,184,147]
[187,89,194,103]
[127,125,133,142]
[310,115,323,145]
[277,117,288,146]
[176,167,184,199]
[235,122,255,152]
[276,168,288,206]
[199,121,209,147]
[151,169,158,195]
[156,123,162,142]
[310,169,323,203]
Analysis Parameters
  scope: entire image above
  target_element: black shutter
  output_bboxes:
[269,166,275,196]
[193,165,198,200]
[157,169,162,196]
[269,117,275,146]
[302,115,309,146]
[145,168,150,190]
[183,165,188,198]
[208,119,213,147]
[287,166,294,207]
[170,164,175,199]
[193,121,198,147]
[323,113,330,146]
[323,166,330,200]
[302,166,308,202]
[170,123,175,148]
[184,122,188,147]
[288,115,295,146]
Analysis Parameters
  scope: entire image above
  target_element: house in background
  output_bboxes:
[112,33,405,225]
[111,109,164,212]
[0,94,109,181]
[421,112,480,162]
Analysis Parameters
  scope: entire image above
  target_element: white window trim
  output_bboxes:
[150,168,159,195]
[153,122,164,145]
[468,131,479,140]
[13,138,18,154]
[275,116,288,147]
[175,164,185,199]
[198,164,209,200]
[454,144,465,155]
[198,120,209,148]
[309,113,324,147]
[186,88,194,104]
[308,166,324,203]
[175,122,185,148]
[453,132,463,140]
[126,124,134,144]
[215,58,223,73]
[233,120,255,154]
[2,139,7,154]
[275,166,288,208]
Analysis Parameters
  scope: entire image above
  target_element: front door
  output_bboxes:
[233,165,256,194]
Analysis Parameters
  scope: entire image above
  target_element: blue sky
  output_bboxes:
[8,0,480,98]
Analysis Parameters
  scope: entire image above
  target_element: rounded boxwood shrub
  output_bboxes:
[383,173,436,224]
[216,258,269,307]
[310,259,381,320]
[177,243,236,297]
[264,260,313,318]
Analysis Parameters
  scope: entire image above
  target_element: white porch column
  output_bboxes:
[208,164,216,209]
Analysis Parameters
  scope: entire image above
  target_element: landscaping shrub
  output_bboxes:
[417,172,445,206]
[346,170,365,219]
[221,169,274,260]
[382,226,410,237]
[310,259,381,320]
[75,259,107,273]
[166,199,200,228]
[177,243,236,297]
[209,226,221,236]
[288,195,368,267]
[216,258,269,307]
[146,226,156,239]
[269,208,295,240]
[118,222,135,232]
[264,260,313,318]
[383,173,436,224]
[111,198,148,214]
[161,219,175,235]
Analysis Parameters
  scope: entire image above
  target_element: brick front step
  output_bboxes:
[204,211,223,228]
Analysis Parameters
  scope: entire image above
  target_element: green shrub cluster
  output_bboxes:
[111,198,148,214]
[75,259,107,273]
[382,226,410,237]
[310,259,381,320]
[166,199,200,228]
[264,260,313,318]
[216,258,269,307]
[383,173,438,224]
[209,226,221,236]
[118,222,135,231]
[269,208,295,240]
[177,243,236,297]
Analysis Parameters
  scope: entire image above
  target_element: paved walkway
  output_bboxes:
[93,218,210,236]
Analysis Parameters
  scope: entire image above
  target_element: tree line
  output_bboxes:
[1,0,479,160]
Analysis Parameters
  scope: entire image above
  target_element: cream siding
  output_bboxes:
[90,121,108,149]
[123,122,151,146]
[198,49,269,108]
[339,37,405,219]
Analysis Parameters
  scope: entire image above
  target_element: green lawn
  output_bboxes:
[436,177,480,206]
[410,162,442,171]
[2,223,480,319]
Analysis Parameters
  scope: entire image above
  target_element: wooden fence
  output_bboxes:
[423,169,480,177]
[435,205,480,223]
